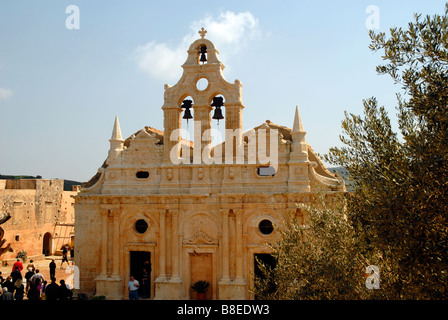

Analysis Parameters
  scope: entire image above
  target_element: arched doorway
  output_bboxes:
[42,232,52,256]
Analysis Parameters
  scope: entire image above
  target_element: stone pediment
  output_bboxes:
[183,228,218,245]
[132,129,161,144]
[123,129,163,165]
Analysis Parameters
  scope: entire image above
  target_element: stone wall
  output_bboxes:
[0,179,77,260]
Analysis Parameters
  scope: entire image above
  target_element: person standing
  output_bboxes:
[45,278,60,300]
[49,259,56,280]
[14,279,24,300]
[40,281,48,300]
[27,279,41,301]
[30,269,45,285]
[10,267,22,286]
[61,246,69,268]
[2,276,14,295]
[12,259,23,273]
[128,276,139,300]
[59,279,73,300]
[141,269,150,298]
[24,267,34,293]
[26,259,35,272]
[70,246,75,265]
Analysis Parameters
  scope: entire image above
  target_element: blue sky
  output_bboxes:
[0,1,446,182]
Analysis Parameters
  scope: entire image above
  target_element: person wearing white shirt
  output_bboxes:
[128,276,139,300]
[30,269,45,284]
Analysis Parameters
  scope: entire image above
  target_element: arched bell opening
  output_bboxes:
[180,96,195,147]
[198,45,208,64]
[210,94,225,148]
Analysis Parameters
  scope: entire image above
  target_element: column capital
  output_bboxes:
[160,209,178,217]
[99,208,120,217]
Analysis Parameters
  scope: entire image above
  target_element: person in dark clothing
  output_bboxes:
[14,279,24,300]
[141,269,150,298]
[10,267,22,284]
[61,246,69,268]
[70,247,75,265]
[1,288,13,300]
[49,259,56,280]
[27,279,41,301]
[2,276,14,295]
[59,280,72,300]
[24,268,34,292]
[45,278,59,300]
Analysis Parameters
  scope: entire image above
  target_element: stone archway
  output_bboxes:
[42,232,52,256]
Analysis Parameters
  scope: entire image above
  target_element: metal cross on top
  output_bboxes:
[198,27,207,39]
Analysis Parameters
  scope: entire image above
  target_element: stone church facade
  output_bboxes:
[74,29,345,300]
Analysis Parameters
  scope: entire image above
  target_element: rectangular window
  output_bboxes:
[257,166,276,177]
[13,202,23,224]
[45,201,53,221]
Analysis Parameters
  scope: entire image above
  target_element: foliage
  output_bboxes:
[326,4,448,299]
[191,280,210,294]
[0,175,42,180]
[253,193,389,300]
[16,250,27,262]
[255,3,448,300]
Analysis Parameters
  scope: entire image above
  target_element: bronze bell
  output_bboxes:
[181,99,193,120]
[212,107,224,120]
[199,46,207,63]
[183,108,193,120]
[211,96,224,120]
[211,96,224,108]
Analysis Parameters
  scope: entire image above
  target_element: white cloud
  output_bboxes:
[134,11,262,82]
[0,88,13,100]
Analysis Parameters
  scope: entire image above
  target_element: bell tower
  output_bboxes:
[162,28,244,165]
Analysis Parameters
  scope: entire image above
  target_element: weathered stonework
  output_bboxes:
[74,30,345,300]
[0,179,77,260]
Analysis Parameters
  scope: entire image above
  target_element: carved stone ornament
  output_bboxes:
[183,228,218,245]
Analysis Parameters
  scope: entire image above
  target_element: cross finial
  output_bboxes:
[198,27,207,39]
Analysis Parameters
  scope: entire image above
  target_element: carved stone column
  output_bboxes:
[95,208,122,300]
[235,209,243,279]
[111,210,120,276]
[171,210,180,278]
[100,210,108,275]
[221,209,230,280]
[162,105,182,165]
[154,208,183,300]
[159,209,167,278]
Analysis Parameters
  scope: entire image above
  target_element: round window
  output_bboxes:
[135,219,148,234]
[196,77,208,91]
[258,219,274,235]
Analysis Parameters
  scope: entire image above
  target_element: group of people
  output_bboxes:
[0,258,73,301]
